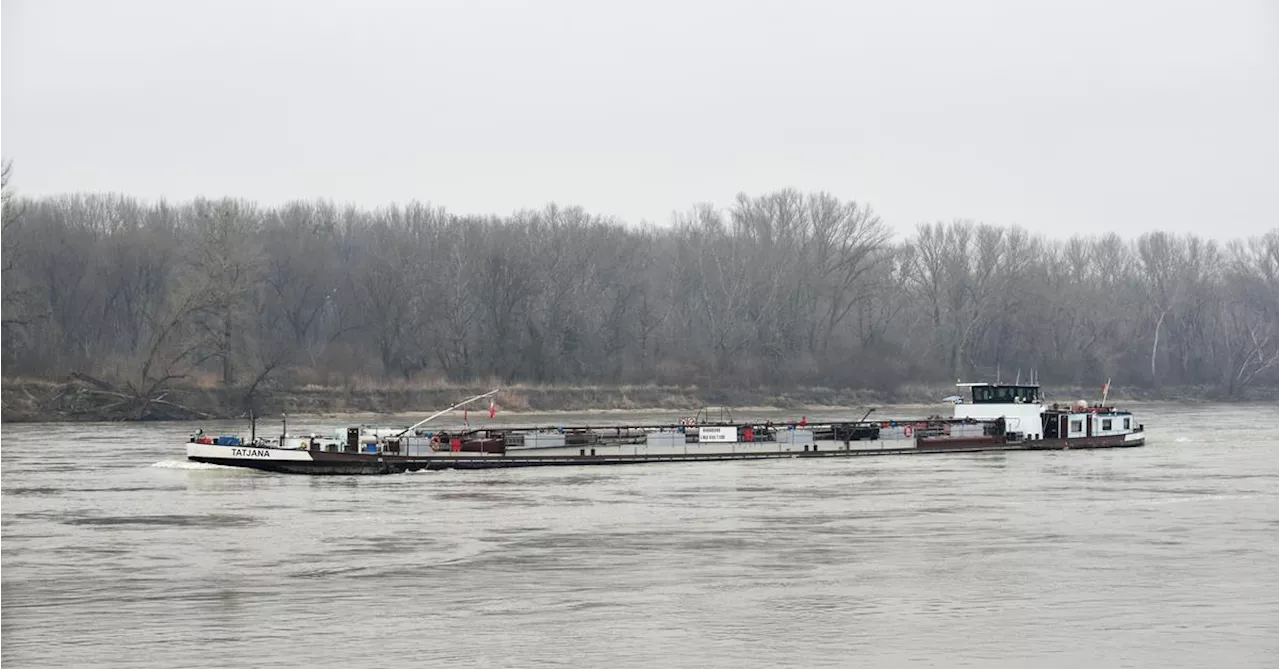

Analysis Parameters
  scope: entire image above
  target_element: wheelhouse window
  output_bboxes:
[1101,419,1112,430]
[1070,420,1083,433]
[971,385,1042,404]
[1124,418,1131,430]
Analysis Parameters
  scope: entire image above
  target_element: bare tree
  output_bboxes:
[1219,231,1279,395]
[0,162,38,361]
[1,187,1274,403]
[185,198,265,387]
[422,219,484,380]
[903,221,1006,379]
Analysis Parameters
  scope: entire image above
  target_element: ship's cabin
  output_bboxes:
[1041,408,1137,440]
[958,383,1043,405]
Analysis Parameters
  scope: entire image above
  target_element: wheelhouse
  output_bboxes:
[959,383,1043,404]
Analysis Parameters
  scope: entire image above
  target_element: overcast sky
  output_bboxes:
[3,0,1276,239]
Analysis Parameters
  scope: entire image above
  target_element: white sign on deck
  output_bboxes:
[698,426,737,443]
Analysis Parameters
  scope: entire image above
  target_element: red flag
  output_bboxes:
[488,399,496,419]
[799,416,807,427]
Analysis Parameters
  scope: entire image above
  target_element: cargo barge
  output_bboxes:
[186,383,1145,475]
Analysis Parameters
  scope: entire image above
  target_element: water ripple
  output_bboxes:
[1,404,1276,669]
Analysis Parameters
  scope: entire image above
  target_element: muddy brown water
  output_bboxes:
[2,403,1276,668]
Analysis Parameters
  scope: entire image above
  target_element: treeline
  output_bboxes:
[2,182,1276,415]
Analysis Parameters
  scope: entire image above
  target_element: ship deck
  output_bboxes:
[188,432,1145,475]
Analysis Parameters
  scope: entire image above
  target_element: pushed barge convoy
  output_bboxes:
[186,383,1146,475]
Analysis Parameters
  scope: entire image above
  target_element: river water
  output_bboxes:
[2,403,1276,668]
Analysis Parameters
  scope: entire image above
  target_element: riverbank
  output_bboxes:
[2,376,1273,423]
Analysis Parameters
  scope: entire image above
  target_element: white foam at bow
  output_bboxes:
[149,459,234,470]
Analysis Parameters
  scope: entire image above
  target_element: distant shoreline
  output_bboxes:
[3,377,1273,423]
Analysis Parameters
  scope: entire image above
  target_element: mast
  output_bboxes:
[395,389,500,437]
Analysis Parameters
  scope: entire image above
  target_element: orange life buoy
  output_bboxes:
[904,425,914,437]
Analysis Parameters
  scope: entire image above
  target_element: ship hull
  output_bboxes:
[187,431,1145,475]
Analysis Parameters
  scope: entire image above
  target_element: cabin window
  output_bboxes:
[1124,418,1131,430]
[971,386,1040,403]
[1070,420,1083,433]
[1102,419,1112,431]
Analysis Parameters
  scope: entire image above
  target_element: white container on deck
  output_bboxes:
[646,431,685,447]
[523,433,566,449]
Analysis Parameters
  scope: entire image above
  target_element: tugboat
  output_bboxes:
[184,383,1146,475]
[919,380,1145,450]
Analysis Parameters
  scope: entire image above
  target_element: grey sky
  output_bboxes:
[3,0,1276,239]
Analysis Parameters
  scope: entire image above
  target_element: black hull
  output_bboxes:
[190,434,1144,475]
